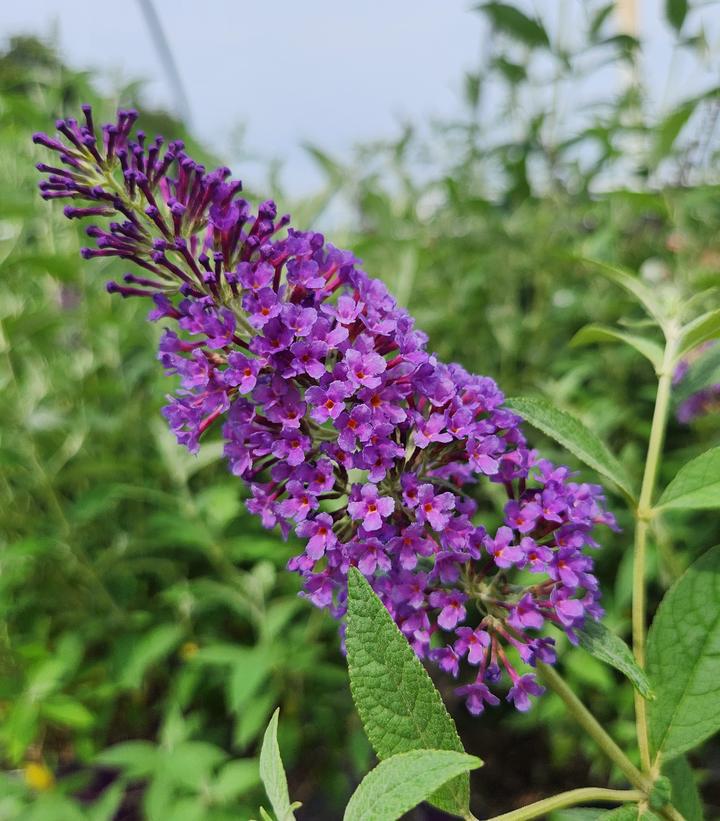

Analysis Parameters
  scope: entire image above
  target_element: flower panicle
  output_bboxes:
[35,106,618,714]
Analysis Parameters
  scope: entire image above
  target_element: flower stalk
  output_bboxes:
[633,324,680,772]
[467,787,644,821]
[538,662,651,792]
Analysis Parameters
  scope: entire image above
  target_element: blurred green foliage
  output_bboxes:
[2,1,720,817]
[0,36,363,821]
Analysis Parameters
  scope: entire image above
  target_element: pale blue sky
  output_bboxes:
[2,1,719,191]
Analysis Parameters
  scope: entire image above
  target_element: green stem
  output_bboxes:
[633,327,679,772]
[538,663,651,793]
[465,788,643,821]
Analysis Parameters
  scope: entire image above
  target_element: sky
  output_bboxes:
[2,1,719,192]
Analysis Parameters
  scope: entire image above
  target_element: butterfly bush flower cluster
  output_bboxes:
[34,107,618,714]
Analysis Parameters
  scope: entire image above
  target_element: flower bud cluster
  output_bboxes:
[35,108,617,713]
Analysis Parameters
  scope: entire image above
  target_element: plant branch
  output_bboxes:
[473,788,643,821]
[538,662,651,793]
[632,327,679,771]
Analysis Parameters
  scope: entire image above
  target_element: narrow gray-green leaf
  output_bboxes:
[476,2,550,48]
[343,750,482,821]
[678,308,720,358]
[647,545,720,761]
[570,324,663,371]
[505,396,635,500]
[663,756,704,821]
[582,259,664,325]
[656,448,720,511]
[345,568,468,817]
[259,709,296,821]
[578,621,654,699]
[119,625,183,690]
[665,0,688,32]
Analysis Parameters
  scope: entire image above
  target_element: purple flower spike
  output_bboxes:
[36,106,618,716]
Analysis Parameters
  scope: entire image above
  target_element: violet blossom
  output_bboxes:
[34,107,619,714]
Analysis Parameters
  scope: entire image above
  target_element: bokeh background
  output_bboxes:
[2,1,720,819]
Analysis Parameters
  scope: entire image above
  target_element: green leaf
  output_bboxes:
[163,741,228,789]
[345,568,469,817]
[577,621,654,699]
[95,741,159,779]
[656,448,720,511]
[663,756,704,821]
[589,3,614,39]
[652,99,699,165]
[87,781,125,821]
[504,396,635,500]
[476,2,550,48]
[40,695,95,730]
[570,324,663,371]
[119,624,184,690]
[582,259,664,325]
[601,807,641,820]
[649,775,672,811]
[343,750,482,821]
[228,649,273,712]
[647,545,720,761]
[259,708,296,821]
[678,308,720,357]
[212,758,260,803]
[665,0,688,31]
[235,690,278,749]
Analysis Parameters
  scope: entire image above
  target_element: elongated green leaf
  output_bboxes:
[505,396,635,500]
[476,2,550,48]
[678,308,720,357]
[345,568,469,817]
[87,781,125,821]
[647,545,720,761]
[343,750,482,821]
[259,709,297,821]
[95,741,158,779]
[582,259,664,324]
[652,99,698,165]
[663,756,703,821]
[570,324,663,371]
[212,759,261,803]
[666,0,688,31]
[119,625,184,690]
[656,448,720,511]
[589,3,614,39]
[577,621,654,699]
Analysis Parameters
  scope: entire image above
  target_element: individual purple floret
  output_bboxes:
[34,107,619,714]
